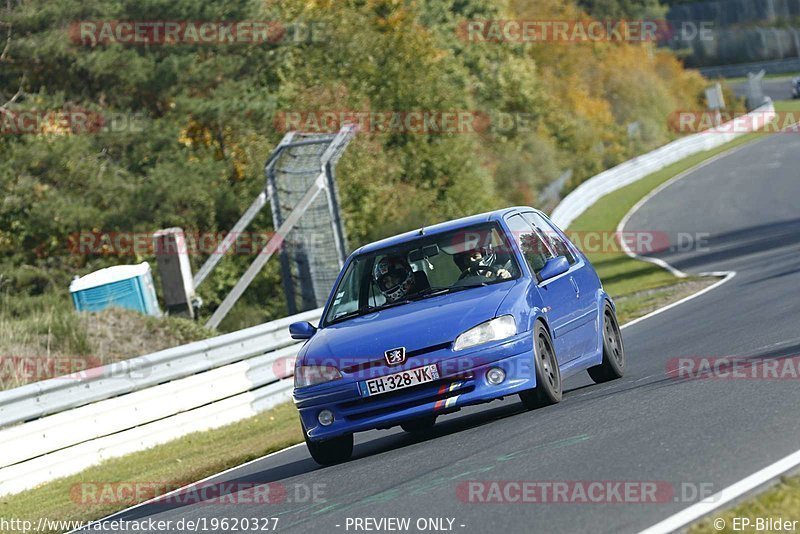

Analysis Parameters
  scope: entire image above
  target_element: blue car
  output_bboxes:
[290,207,625,465]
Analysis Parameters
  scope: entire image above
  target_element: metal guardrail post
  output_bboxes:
[189,126,355,329]
[205,173,329,329]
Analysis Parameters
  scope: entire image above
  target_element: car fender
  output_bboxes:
[494,277,555,341]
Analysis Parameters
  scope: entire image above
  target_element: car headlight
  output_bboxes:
[453,315,517,352]
[294,365,342,388]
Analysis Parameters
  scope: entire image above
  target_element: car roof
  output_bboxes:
[354,206,537,255]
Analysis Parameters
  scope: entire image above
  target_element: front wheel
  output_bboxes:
[303,423,353,465]
[519,322,562,410]
[587,303,625,383]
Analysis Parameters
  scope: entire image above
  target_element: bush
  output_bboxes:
[0,0,710,337]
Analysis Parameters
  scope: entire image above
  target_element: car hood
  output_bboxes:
[301,282,516,366]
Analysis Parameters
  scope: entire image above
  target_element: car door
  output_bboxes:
[524,211,600,358]
[505,214,582,363]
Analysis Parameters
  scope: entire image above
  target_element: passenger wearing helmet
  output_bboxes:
[455,244,512,281]
[373,256,417,303]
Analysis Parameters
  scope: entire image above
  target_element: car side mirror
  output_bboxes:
[539,256,569,282]
[289,321,317,340]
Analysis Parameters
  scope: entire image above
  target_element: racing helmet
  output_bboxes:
[373,256,414,303]
[467,244,496,270]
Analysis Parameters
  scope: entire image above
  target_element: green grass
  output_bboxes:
[720,72,800,85]
[568,99,800,325]
[775,99,800,113]
[0,402,303,533]
[691,475,800,534]
[0,292,215,391]
[723,72,800,84]
[0,111,791,532]
[567,130,765,323]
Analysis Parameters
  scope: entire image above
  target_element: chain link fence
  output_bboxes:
[267,130,353,313]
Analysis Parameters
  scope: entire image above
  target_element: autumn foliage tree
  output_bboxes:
[0,0,710,330]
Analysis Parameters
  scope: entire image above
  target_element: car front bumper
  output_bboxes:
[293,332,535,441]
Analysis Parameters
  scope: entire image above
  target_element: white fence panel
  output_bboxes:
[0,308,319,497]
[550,101,775,229]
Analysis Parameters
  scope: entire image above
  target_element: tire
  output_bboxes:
[302,420,353,465]
[400,415,437,433]
[519,321,562,410]
[587,303,625,383]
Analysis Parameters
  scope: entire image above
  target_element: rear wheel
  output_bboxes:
[302,419,353,465]
[400,415,437,433]
[587,303,625,383]
[519,322,562,410]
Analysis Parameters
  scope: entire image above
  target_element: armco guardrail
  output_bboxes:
[699,58,800,79]
[0,101,777,497]
[0,308,321,427]
[550,100,776,229]
[0,307,322,497]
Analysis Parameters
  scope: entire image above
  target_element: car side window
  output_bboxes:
[522,212,576,265]
[505,214,552,274]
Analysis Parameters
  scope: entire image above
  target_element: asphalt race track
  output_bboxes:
[731,76,798,102]
[86,130,800,534]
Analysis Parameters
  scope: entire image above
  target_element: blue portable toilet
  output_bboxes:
[70,262,161,316]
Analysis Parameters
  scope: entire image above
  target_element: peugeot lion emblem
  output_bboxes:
[384,347,406,366]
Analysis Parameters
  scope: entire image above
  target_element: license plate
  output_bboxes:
[362,364,440,397]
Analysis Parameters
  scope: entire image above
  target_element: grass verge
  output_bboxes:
[722,72,800,85]
[568,132,760,323]
[1,111,790,532]
[0,403,303,532]
[569,98,800,323]
[691,474,800,533]
[0,293,214,391]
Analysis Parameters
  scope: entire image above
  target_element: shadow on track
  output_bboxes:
[114,335,800,522]
[113,398,533,521]
[649,217,800,273]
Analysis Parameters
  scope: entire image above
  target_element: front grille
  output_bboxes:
[338,376,474,420]
[340,342,452,374]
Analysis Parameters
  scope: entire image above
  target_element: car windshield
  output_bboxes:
[323,222,521,326]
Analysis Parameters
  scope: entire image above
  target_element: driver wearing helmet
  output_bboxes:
[373,255,417,303]
[456,244,512,280]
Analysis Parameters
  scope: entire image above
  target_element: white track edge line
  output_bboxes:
[639,449,800,534]
[615,144,750,331]
[73,140,767,533]
[70,443,305,532]
[617,138,800,533]
[619,270,736,331]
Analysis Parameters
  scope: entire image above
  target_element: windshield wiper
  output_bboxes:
[411,286,452,299]
[409,283,488,301]
[459,281,489,288]
[329,310,365,324]
[328,283,492,325]
[328,298,413,325]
